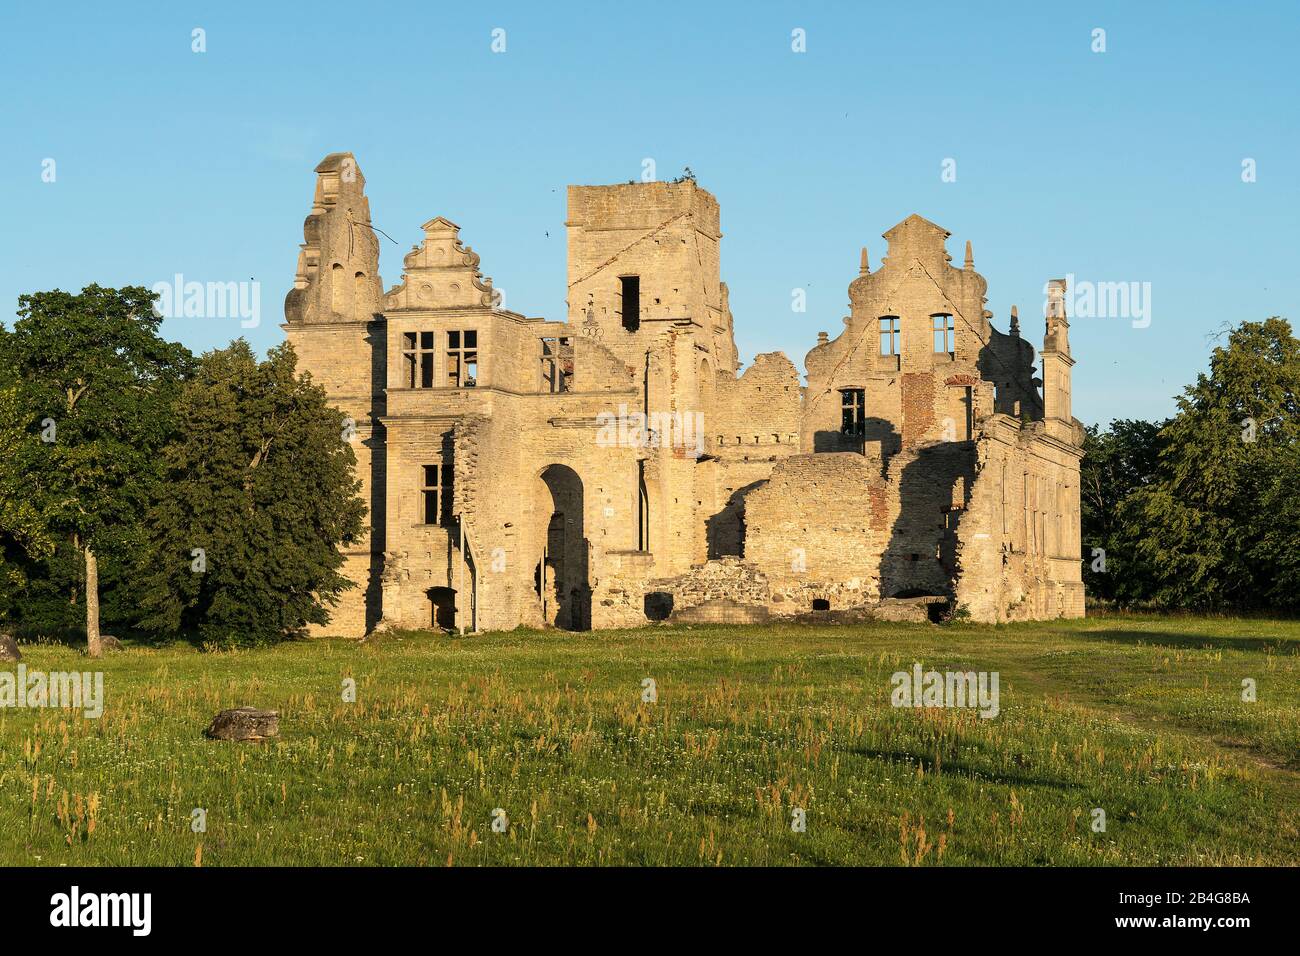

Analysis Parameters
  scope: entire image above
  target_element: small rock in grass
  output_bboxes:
[0,632,20,662]
[204,706,280,742]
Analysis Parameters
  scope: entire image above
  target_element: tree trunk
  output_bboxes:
[84,544,102,658]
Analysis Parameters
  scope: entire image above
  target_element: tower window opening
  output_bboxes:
[619,275,640,332]
[447,330,478,387]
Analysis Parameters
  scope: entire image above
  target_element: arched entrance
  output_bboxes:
[428,587,457,631]
[533,464,591,631]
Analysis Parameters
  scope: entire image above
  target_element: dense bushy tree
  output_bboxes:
[0,384,55,625]
[1104,318,1300,610]
[135,340,366,646]
[1079,419,1166,603]
[1,286,193,654]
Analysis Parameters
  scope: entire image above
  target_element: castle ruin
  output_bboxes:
[283,153,1084,635]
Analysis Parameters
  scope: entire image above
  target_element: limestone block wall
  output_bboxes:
[746,453,887,612]
[876,441,975,601]
[593,550,658,628]
[952,416,1085,622]
[323,552,374,637]
[703,351,803,559]
[283,325,385,637]
[653,558,770,614]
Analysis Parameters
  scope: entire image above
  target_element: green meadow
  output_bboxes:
[2,613,1297,866]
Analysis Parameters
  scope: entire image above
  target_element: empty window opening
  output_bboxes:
[619,275,641,332]
[840,388,866,436]
[932,314,955,353]
[879,316,900,355]
[953,474,968,508]
[637,461,650,551]
[421,464,452,526]
[812,598,830,611]
[402,331,436,388]
[331,263,346,314]
[540,337,573,393]
[447,330,478,387]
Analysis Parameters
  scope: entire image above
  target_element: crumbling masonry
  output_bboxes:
[283,153,1084,635]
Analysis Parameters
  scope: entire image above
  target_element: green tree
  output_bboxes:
[4,286,193,655]
[137,340,366,646]
[1079,418,1165,604]
[0,384,56,625]
[1123,317,1300,610]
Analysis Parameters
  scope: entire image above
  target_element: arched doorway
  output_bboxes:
[533,464,591,631]
[428,587,457,631]
[698,357,714,410]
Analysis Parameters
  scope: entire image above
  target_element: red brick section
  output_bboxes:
[868,486,889,530]
[900,372,935,448]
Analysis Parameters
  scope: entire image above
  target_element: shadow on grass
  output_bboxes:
[1066,629,1297,654]
[850,747,1082,792]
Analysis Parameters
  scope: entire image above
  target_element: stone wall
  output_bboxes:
[284,155,1084,636]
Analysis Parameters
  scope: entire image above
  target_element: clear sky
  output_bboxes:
[3,0,1296,427]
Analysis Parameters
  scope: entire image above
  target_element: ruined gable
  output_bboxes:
[713,352,802,454]
[284,152,385,326]
[284,152,1083,636]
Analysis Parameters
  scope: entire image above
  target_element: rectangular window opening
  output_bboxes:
[447,330,478,387]
[619,275,640,332]
[421,464,441,525]
[541,337,574,393]
[402,331,437,389]
[932,314,955,353]
[420,456,453,527]
[840,388,866,437]
[878,316,899,356]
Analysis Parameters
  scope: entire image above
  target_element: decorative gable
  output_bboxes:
[384,217,496,311]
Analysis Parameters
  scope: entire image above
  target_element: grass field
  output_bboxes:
[2,613,1297,866]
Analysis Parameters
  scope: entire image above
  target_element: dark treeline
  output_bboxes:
[0,286,365,653]
[1081,317,1300,612]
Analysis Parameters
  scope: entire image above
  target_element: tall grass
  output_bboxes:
[2,613,1296,865]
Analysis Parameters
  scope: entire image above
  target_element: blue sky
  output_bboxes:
[2,0,1297,426]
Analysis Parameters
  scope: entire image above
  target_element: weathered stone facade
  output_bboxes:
[283,154,1084,635]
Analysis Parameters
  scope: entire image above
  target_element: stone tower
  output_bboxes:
[563,180,741,574]
[282,152,387,634]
